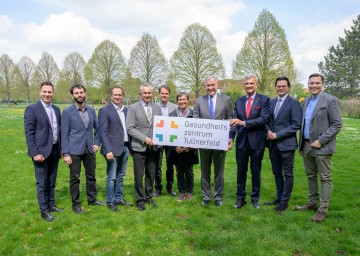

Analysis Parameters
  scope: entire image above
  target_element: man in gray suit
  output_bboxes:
[193,75,233,207]
[295,73,342,222]
[265,76,302,211]
[62,84,104,214]
[154,85,177,197]
[126,83,162,211]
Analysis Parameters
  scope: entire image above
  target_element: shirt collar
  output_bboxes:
[112,101,123,111]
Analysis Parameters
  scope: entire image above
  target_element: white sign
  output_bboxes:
[152,115,230,150]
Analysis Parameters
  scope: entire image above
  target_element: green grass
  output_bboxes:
[0,105,359,255]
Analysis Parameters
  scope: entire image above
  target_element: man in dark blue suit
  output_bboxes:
[230,74,270,209]
[61,84,104,214]
[98,86,133,212]
[264,76,302,211]
[24,82,62,222]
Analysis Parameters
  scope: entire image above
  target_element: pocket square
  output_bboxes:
[255,106,261,110]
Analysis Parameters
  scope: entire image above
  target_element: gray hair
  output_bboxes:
[204,75,218,85]
[243,74,258,84]
[139,83,153,93]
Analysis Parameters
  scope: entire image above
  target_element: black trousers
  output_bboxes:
[33,143,60,212]
[176,164,194,194]
[235,144,265,203]
[269,145,295,206]
[155,146,174,191]
[69,147,97,206]
[132,147,160,205]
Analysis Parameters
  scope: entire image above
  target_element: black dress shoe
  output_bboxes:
[114,199,133,206]
[153,190,161,197]
[274,204,288,212]
[234,200,246,209]
[264,199,281,205]
[146,200,158,208]
[107,203,119,212]
[88,200,105,206]
[215,200,223,207]
[72,205,84,214]
[41,211,55,222]
[49,205,64,212]
[201,200,210,206]
[136,203,146,211]
[167,189,177,197]
[252,201,260,209]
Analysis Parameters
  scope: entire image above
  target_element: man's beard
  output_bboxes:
[74,97,85,104]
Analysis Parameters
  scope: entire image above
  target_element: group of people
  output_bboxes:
[24,72,342,223]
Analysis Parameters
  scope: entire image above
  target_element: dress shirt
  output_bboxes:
[76,104,89,128]
[41,100,58,143]
[304,94,320,139]
[112,102,128,143]
[159,102,169,116]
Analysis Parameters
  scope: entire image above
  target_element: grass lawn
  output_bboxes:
[0,105,359,255]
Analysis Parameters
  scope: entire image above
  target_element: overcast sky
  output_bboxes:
[1,0,359,85]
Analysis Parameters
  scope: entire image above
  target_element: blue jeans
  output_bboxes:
[105,146,129,204]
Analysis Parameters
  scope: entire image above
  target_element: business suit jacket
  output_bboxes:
[126,101,162,152]
[156,101,177,116]
[230,93,270,149]
[61,103,99,155]
[98,103,128,157]
[193,93,233,121]
[24,101,61,158]
[299,92,342,155]
[266,96,302,151]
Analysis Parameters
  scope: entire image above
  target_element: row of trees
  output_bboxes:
[1,10,358,105]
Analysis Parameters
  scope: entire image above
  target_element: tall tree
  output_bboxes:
[319,15,360,98]
[13,56,36,104]
[85,40,126,100]
[170,23,225,98]
[34,51,60,85]
[128,33,169,88]
[232,9,295,94]
[62,52,86,85]
[0,54,15,106]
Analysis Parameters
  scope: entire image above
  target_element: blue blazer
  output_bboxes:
[265,96,302,151]
[230,93,270,150]
[98,103,128,156]
[24,101,61,158]
[61,103,99,155]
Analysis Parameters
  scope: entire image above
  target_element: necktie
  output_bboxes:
[246,97,252,119]
[146,104,152,123]
[209,96,214,119]
[48,105,54,130]
[274,98,282,118]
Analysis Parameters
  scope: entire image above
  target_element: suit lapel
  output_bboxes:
[311,93,325,121]
[249,95,260,118]
[240,96,247,118]
[38,101,52,128]
[109,103,122,126]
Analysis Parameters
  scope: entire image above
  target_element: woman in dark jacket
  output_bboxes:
[169,92,199,202]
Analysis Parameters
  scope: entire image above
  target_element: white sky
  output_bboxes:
[0,0,359,85]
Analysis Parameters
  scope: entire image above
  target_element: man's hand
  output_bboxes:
[33,154,45,162]
[106,152,114,161]
[230,118,244,126]
[93,145,99,152]
[64,155,72,165]
[267,130,277,140]
[311,139,322,149]
[227,140,233,151]
[145,137,154,145]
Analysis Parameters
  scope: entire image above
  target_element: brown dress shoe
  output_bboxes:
[294,203,317,212]
[311,211,326,222]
